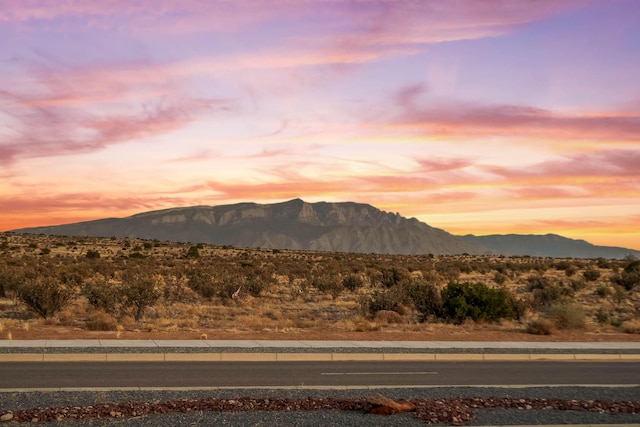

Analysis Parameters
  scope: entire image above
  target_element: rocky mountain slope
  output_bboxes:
[12,199,483,255]
[11,199,639,258]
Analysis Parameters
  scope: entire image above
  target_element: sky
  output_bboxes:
[1,0,639,250]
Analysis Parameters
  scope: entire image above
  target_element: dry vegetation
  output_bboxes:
[1,232,639,341]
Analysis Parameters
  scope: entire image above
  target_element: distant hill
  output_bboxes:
[462,233,640,259]
[10,199,639,259]
[11,199,482,255]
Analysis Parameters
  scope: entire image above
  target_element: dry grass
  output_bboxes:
[621,319,640,334]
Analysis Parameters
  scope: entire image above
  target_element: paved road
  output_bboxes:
[2,361,639,389]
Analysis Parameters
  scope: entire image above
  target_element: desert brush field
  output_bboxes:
[1,232,639,341]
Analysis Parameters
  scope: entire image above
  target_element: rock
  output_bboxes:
[365,394,415,415]
[0,413,13,421]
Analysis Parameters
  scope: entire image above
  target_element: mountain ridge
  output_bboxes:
[462,233,639,260]
[9,199,639,259]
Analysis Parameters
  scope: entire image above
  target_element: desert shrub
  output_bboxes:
[530,280,570,307]
[582,269,600,282]
[547,303,585,330]
[595,285,611,298]
[440,282,516,324]
[185,245,200,258]
[361,285,407,317]
[435,261,460,282]
[621,319,640,334]
[0,264,20,298]
[613,260,640,291]
[312,274,343,298]
[16,276,77,319]
[186,266,218,299]
[342,274,364,291]
[163,274,199,303]
[568,278,586,292]
[405,281,442,321]
[595,308,610,324]
[554,260,571,271]
[493,272,507,285]
[85,250,100,259]
[84,277,120,315]
[564,266,577,277]
[378,267,411,288]
[86,310,119,331]
[373,309,403,324]
[526,273,550,290]
[526,318,554,335]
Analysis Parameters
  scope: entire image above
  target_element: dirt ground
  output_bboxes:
[6,324,640,342]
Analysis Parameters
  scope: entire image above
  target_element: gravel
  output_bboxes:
[1,387,639,426]
[1,346,637,354]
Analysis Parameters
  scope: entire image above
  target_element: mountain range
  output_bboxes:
[10,198,640,259]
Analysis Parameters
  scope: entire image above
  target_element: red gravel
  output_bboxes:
[1,396,639,425]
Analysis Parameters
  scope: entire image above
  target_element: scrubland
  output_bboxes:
[1,232,639,341]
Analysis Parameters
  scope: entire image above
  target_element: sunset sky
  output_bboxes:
[1,0,639,250]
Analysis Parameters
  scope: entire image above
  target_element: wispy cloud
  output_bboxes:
[388,100,640,143]
[491,149,640,179]
[0,60,236,166]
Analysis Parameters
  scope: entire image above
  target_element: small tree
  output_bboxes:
[83,277,120,316]
[16,276,76,319]
[121,271,161,321]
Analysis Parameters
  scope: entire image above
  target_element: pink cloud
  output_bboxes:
[389,100,640,142]
[415,157,472,173]
[491,149,640,179]
[0,61,236,166]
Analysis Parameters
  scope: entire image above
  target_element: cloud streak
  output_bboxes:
[0,60,236,166]
[389,99,640,143]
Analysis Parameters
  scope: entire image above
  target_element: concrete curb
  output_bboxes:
[1,352,639,362]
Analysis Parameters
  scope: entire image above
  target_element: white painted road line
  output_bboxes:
[321,371,438,376]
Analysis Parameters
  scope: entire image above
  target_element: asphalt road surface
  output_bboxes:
[2,361,639,389]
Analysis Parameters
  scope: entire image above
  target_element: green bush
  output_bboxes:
[440,282,516,324]
[405,281,442,321]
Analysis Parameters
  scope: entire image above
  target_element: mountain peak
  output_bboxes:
[10,200,639,258]
[11,199,481,255]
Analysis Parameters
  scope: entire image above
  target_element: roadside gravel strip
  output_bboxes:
[1,387,639,426]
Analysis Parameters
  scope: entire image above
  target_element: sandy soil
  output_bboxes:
[6,325,640,342]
